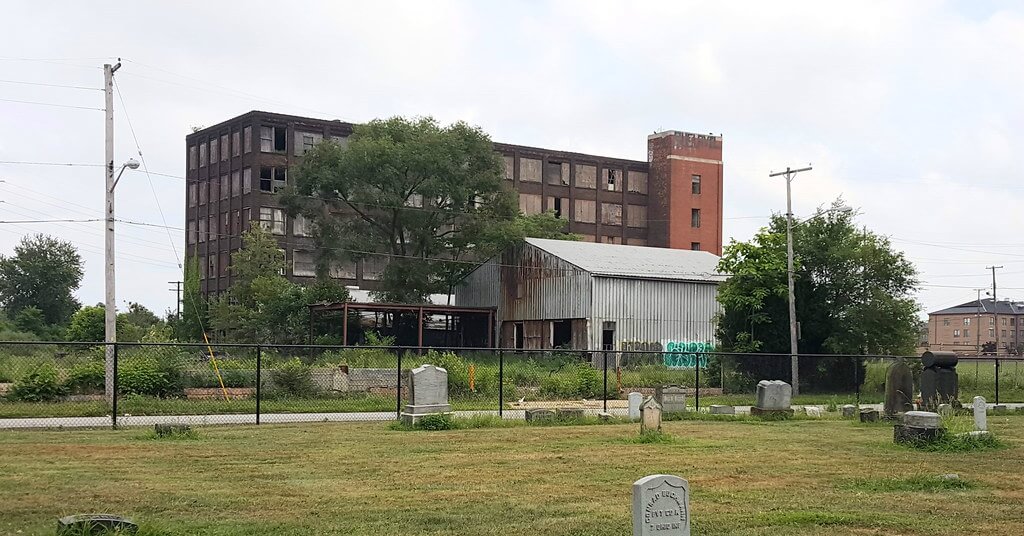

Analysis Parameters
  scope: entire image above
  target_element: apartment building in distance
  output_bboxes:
[927,298,1024,355]
[185,111,724,297]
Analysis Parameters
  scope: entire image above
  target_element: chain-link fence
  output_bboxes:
[1,342,1021,429]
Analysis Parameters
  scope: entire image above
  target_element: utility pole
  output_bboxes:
[104,61,120,404]
[169,281,183,317]
[769,165,812,396]
[988,266,1003,355]
[975,288,985,355]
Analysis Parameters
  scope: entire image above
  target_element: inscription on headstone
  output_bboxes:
[632,474,690,536]
[655,385,687,413]
[973,396,987,431]
[400,364,452,425]
[640,397,663,434]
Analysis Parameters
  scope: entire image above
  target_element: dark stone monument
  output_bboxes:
[859,408,879,423]
[556,408,585,420]
[920,351,959,411]
[525,408,555,422]
[883,359,915,416]
[57,514,138,535]
[893,411,945,445]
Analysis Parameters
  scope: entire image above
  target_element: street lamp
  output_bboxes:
[104,157,140,403]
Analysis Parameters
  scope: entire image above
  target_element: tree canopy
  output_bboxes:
[715,201,920,389]
[282,116,573,303]
[0,234,83,325]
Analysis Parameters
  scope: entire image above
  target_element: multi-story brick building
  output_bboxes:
[927,298,1024,355]
[185,111,723,297]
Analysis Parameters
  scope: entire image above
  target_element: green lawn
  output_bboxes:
[2,416,1023,535]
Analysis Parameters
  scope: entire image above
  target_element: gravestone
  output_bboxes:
[973,396,987,431]
[57,514,138,535]
[400,364,452,426]
[557,407,585,420]
[628,392,643,421]
[841,404,857,418]
[804,406,822,418]
[656,385,688,413]
[920,351,959,411]
[894,410,944,445]
[883,359,915,416]
[751,380,794,417]
[709,404,735,415]
[525,408,555,422]
[640,397,663,434]
[859,408,879,423]
[632,474,690,536]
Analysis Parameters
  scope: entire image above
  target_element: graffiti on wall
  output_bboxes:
[619,340,715,369]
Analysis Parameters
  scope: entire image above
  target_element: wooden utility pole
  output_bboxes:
[988,266,1003,355]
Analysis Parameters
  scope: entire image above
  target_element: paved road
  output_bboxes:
[1,403,1020,430]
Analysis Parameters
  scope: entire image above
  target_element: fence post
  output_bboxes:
[854,356,861,407]
[255,345,262,426]
[498,349,504,418]
[396,349,403,420]
[111,343,118,430]
[694,353,700,413]
[995,357,1000,405]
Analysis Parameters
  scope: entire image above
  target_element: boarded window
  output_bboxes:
[199,180,208,205]
[601,203,622,226]
[329,260,357,279]
[243,168,252,194]
[545,161,569,186]
[189,146,197,170]
[231,171,240,197]
[220,135,229,161]
[232,131,240,157]
[627,205,647,228]
[199,142,207,167]
[188,183,197,207]
[293,250,316,277]
[576,164,596,189]
[519,193,542,215]
[243,126,252,153]
[295,131,323,156]
[209,138,218,163]
[220,174,230,200]
[293,214,311,237]
[520,158,541,182]
[502,155,514,180]
[260,126,286,152]
[627,238,648,246]
[628,171,648,194]
[574,199,596,223]
[362,256,387,281]
[187,220,196,245]
[601,235,622,244]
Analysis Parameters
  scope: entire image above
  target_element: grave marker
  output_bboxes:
[656,385,687,413]
[632,474,690,536]
[628,392,643,421]
[973,396,987,431]
[640,397,663,434]
[751,380,794,417]
[400,364,452,426]
[884,359,915,415]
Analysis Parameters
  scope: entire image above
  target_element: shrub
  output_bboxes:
[9,364,66,402]
[65,360,105,394]
[119,356,183,397]
[416,413,455,431]
[269,358,314,397]
[540,362,602,399]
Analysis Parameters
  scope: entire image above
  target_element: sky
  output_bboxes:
[1,0,1023,319]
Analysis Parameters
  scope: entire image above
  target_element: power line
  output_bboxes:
[0,218,101,224]
[0,79,102,91]
[0,97,103,111]
[0,161,103,167]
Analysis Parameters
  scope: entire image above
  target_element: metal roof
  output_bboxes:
[930,298,1024,316]
[525,238,726,283]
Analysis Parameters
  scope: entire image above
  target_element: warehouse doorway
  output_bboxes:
[552,320,572,348]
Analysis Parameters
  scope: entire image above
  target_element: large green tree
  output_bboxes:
[716,201,920,390]
[0,234,83,325]
[282,116,573,303]
[207,227,350,344]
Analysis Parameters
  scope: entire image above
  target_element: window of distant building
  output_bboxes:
[691,208,701,228]
[260,126,286,153]
[691,242,701,251]
[953,329,960,338]
[692,174,701,194]
[964,318,971,326]
[258,207,285,235]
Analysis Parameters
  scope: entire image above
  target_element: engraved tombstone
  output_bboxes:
[628,392,643,421]
[751,380,793,417]
[883,359,915,415]
[656,385,687,413]
[632,474,690,536]
[920,351,959,410]
[400,364,452,426]
[640,396,662,434]
[973,396,987,432]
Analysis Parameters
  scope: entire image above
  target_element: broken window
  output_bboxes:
[574,199,596,223]
[220,134,229,161]
[545,160,568,186]
[329,260,357,279]
[258,207,285,235]
[231,171,240,197]
[232,210,240,236]
[575,164,596,189]
[199,142,207,167]
[243,126,252,153]
[208,255,217,279]
[221,212,229,236]
[209,138,218,163]
[605,168,620,191]
[293,214,311,237]
[232,131,240,157]
[519,158,541,182]
[243,168,252,194]
[692,174,701,194]
[502,155,514,180]
[295,131,323,156]
[293,250,316,277]
[691,208,701,228]
[188,183,197,207]
[601,203,622,226]
[627,204,647,228]
[628,171,648,194]
[260,126,287,153]
[259,167,287,193]
[220,174,230,200]
[518,193,542,215]
[551,197,567,219]
[189,146,197,171]
[242,207,250,232]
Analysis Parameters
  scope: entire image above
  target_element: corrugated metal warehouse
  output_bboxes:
[457,238,726,351]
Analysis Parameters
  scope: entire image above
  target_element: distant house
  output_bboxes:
[456,238,726,352]
[927,298,1024,355]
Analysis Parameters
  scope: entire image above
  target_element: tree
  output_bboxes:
[65,305,105,342]
[207,227,351,344]
[0,234,83,325]
[282,116,575,303]
[716,201,920,391]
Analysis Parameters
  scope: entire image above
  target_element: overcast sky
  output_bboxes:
[2,0,1023,319]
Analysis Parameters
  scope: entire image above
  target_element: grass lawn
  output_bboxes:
[2,416,1024,535]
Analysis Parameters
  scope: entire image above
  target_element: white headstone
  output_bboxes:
[973,396,987,431]
[401,364,451,424]
[755,380,792,410]
[640,397,662,434]
[804,406,822,417]
[632,474,690,536]
[902,410,941,429]
[628,392,643,421]
[709,404,735,415]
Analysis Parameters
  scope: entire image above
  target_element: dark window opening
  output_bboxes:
[552,320,572,348]
[553,197,563,218]
[514,322,524,350]
[692,174,701,194]
[691,242,701,251]
[601,321,615,351]
[691,208,701,228]
[274,127,287,152]
[606,169,616,191]
[259,167,287,193]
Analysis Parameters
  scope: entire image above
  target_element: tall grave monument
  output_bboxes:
[400,364,452,426]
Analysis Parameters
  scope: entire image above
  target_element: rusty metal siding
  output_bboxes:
[456,259,500,309]
[589,276,720,350]
[500,242,592,321]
